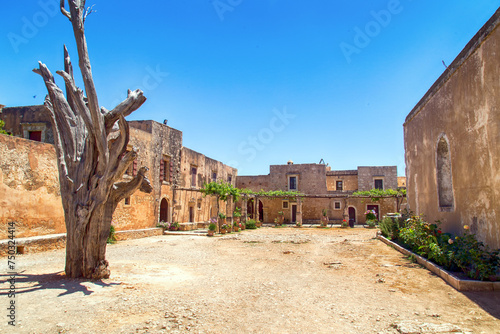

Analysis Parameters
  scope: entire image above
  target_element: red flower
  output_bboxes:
[437,231,442,234]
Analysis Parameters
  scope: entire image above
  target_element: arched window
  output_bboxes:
[436,135,454,210]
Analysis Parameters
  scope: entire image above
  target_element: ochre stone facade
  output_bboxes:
[0,111,236,236]
[237,163,400,225]
[404,8,500,249]
[0,134,64,238]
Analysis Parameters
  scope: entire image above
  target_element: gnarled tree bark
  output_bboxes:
[34,0,152,279]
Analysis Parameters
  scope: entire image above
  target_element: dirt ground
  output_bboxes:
[2,227,500,334]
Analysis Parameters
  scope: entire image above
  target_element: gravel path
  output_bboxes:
[2,227,499,333]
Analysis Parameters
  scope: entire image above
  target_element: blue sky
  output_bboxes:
[1,1,499,176]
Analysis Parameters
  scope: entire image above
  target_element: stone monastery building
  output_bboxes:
[0,104,401,238]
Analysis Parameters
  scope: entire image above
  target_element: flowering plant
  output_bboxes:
[210,218,218,224]
[341,219,349,228]
[157,221,170,229]
[364,210,377,220]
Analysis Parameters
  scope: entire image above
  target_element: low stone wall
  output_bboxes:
[0,233,66,257]
[0,228,164,256]
[114,228,163,241]
[378,235,500,292]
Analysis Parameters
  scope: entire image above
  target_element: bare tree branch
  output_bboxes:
[112,167,153,203]
[104,89,146,133]
[108,115,130,173]
[60,0,71,20]
[83,4,96,22]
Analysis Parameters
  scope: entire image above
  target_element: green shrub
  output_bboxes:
[208,223,217,231]
[379,216,401,240]
[107,225,117,244]
[399,217,500,280]
[366,219,378,228]
[245,219,257,229]
[448,228,500,281]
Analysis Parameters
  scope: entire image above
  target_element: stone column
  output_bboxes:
[297,197,303,225]
[242,195,248,222]
[255,196,260,222]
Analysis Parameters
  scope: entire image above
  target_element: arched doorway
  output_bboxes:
[160,198,169,222]
[247,199,254,219]
[258,200,264,222]
[348,207,356,226]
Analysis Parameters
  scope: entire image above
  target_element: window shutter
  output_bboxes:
[169,160,173,182]
[132,159,138,176]
[160,159,165,183]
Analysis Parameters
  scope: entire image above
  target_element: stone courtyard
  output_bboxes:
[2,227,499,334]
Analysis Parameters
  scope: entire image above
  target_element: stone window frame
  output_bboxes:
[160,155,172,185]
[288,174,299,191]
[124,196,131,206]
[282,200,289,209]
[373,177,384,190]
[334,201,341,210]
[22,123,46,142]
[212,171,217,183]
[336,180,343,191]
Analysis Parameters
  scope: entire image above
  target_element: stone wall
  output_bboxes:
[236,175,270,192]
[0,105,54,143]
[0,116,238,239]
[404,8,500,249]
[0,134,64,238]
[357,166,398,191]
[269,163,328,194]
[175,147,237,223]
[326,170,358,192]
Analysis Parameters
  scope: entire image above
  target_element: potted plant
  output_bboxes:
[169,222,180,231]
[233,221,240,232]
[341,219,349,228]
[256,220,262,228]
[240,221,246,230]
[321,209,329,227]
[233,207,242,223]
[156,221,169,231]
[208,222,217,236]
[278,211,285,225]
[366,220,377,229]
[220,224,228,234]
[295,221,302,228]
[365,210,377,221]
[274,217,281,227]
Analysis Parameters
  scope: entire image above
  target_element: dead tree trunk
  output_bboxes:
[33,0,152,279]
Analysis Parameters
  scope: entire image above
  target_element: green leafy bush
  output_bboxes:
[245,219,257,229]
[398,217,499,281]
[366,219,377,228]
[448,227,500,281]
[380,216,401,240]
[107,225,117,244]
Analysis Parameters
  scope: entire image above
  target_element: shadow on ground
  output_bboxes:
[463,291,500,320]
[0,272,119,297]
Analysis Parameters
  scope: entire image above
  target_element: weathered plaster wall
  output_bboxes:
[0,134,65,238]
[404,10,500,249]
